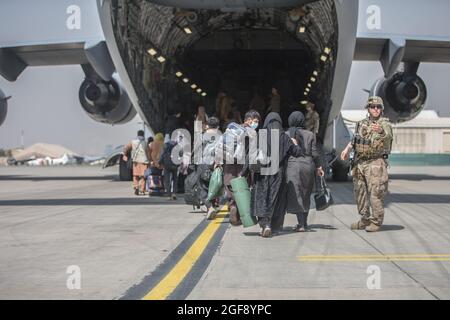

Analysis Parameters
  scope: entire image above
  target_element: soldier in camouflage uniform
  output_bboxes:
[340,96,393,232]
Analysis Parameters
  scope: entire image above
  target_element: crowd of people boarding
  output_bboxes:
[122,87,325,237]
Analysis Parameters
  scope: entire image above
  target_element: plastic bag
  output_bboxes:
[217,122,247,162]
[207,167,224,201]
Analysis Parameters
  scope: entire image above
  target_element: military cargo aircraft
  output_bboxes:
[0,0,136,128]
[1,0,450,180]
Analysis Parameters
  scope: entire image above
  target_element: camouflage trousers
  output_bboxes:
[351,158,389,226]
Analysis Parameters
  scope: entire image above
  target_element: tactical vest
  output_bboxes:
[353,117,392,161]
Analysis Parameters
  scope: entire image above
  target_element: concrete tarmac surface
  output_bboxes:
[0,166,449,300]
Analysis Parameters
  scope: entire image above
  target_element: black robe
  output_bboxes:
[250,112,303,231]
[285,111,322,214]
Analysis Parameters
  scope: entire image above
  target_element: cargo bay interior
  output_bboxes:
[110,0,338,136]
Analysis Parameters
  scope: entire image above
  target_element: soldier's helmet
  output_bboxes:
[365,96,384,110]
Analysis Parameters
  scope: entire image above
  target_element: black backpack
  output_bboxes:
[184,166,205,208]
[160,141,179,171]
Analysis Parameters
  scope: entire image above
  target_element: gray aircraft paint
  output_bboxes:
[2,0,447,51]
[0,0,104,48]
[97,0,151,135]
[324,0,359,154]
[357,0,450,40]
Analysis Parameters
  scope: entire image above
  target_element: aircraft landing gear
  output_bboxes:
[332,159,350,182]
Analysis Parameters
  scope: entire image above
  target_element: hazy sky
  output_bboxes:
[1,61,450,155]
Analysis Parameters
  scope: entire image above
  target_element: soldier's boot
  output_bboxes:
[351,219,370,230]
[365,223,381,232]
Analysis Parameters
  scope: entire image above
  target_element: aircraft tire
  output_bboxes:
[332,160,350,182]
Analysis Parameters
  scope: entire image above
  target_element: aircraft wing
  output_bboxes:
[346,0,450,124]
[355,38,450,64]
[355,0,450,76]
[0,0,136,126]
[0,0,112,82]
[324,0,450,180]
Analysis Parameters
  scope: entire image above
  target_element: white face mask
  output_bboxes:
[250,122,259,129]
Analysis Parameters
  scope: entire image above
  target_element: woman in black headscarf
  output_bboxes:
[286,111,324,232]
[250,112,303,237]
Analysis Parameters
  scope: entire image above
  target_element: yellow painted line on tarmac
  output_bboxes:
[142,205,228,300]
[298,254,450,262]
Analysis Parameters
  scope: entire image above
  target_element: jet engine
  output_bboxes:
[79,74,136,124]
[371,71,427,123]
[0,88,9,127]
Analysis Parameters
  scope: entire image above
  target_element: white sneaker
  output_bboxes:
[261,226,272,238]
[206,208,216,220]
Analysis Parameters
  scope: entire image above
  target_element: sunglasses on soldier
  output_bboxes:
[368,105,382,110]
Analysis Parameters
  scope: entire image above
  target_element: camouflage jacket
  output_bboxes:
[353,116,393,161]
